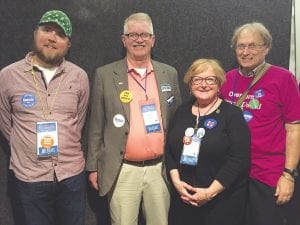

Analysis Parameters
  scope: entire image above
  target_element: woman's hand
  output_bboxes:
[173,179,194,200]
[170,169,195,204]
[188,180,225,207]
[185,187,210,207]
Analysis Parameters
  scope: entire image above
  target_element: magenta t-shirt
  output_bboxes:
[220,65,300,187]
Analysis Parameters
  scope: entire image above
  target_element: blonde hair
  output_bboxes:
[123,12,154,34]
[183,58,225,87]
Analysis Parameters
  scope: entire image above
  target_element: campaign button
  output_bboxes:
[120,90,133,103]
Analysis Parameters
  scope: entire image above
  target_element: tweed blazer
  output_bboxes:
[86,58,181,196]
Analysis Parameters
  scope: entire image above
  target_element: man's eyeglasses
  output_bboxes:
[124,32,153,41]
[236,43,265,51]
[190,76,218,85]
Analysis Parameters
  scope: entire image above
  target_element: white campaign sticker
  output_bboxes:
[113,114,125,127]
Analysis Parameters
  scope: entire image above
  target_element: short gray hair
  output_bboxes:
[123,12,154,34]
[231,22,272,49]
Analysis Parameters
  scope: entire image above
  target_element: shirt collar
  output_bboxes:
[239,61,266,77]
[126,57,154,78]
[23,52,66,75]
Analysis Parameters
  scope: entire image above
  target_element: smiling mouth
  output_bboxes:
[44,45,56,49]
[241,57,253,61]
[133,44,145,47]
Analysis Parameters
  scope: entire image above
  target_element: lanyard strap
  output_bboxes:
[195,97,219,129]
[31,68,64,120]
[235,63,271,107]
[128,69,152,100]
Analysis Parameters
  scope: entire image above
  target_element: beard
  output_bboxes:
[32,41,68,67]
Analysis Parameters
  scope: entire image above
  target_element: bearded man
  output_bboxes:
[0,10,89,225]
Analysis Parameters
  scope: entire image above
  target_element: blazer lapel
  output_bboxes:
[112,60,130,123]
[152,61,168,129]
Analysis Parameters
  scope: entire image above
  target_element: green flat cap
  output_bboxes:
[38,10,72,38]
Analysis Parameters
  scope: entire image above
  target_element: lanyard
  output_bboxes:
[128,69,152,100]
[31,68,64,120]
[195,98,219,130]
[232,63,269,107]
[231,71,239,104]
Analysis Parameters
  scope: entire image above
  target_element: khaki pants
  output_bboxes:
[108,162,170,225]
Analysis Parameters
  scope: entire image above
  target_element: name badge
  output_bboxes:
[180,135,201,166]
[141,102,162,133]
[36,121,59,157]
[161,84,172,92]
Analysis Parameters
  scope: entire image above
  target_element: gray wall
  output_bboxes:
[0,0,292,224]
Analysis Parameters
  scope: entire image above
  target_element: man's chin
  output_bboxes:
[44,57,62,66]
[36,52,63,66]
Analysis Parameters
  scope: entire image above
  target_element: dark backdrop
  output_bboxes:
[0,0,292,224]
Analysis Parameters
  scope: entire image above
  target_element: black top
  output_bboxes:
[165,100,250,190]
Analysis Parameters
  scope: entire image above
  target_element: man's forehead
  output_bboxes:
[39,23,65,33]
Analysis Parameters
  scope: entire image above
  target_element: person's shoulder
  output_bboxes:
[268,64,293,75]
[63,60,89,81]
[64,60,86,73]
[220,100,242,115]
[152,60,176,72]
[226,68,238,73]
[1,58,26,73]
[225,68,238,76]
[265,64,296,83]
[0,58,27,82]
[96,59,125,71]
[176,97,194,112]
[174,104,188,118]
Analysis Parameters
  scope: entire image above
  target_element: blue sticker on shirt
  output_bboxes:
[243,111,253,122]
[254,89,265,98]
[204,118,217,129]
[21,93,36,108]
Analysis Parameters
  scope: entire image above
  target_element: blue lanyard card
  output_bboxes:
[180,135,201,166]
[140,102,162,133]
[36,121,58,157]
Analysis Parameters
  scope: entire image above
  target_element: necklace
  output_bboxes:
[195,97,219,129]
[32,69,64,120]
[31,57,64,120]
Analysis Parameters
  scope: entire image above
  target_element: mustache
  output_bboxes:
[32,42,65,66]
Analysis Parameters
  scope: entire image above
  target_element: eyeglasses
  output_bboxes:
[190,76,218,85]
[124,32,153,41]
[236,43,265,51]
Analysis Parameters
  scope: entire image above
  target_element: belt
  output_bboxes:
[123,156,162,167]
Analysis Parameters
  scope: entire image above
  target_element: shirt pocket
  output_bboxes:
[54,90,79,116]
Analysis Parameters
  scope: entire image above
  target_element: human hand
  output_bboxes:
[275,174,294,205]
[173,180,194,201]
[186,187,210,207]
[88,171,99,191]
